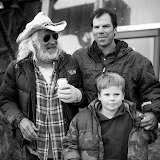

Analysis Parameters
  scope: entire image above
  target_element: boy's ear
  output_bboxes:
[98,93,101,100]
[122,93,125,100]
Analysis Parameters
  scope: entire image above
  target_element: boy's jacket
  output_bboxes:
[63,99,158,160]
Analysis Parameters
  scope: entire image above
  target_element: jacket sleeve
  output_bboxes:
[70,54,89,108]
[63,116,80,160]
[0,61,25,128]
[134,110,158,144]
[138,58,160,121]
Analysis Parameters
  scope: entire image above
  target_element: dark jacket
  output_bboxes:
[72,40,160,121]
[0,51,87,148]
[63,99,157,160]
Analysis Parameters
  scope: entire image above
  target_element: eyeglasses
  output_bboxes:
[43,33,59,42]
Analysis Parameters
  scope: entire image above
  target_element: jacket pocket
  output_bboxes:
[81,150,99,160]
[79,131,99,150]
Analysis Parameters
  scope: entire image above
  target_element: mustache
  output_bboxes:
[46,44,57,49]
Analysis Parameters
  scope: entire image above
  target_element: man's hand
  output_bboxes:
[140,112,158,130]
[57,84,82,103]
[19,118,39,141]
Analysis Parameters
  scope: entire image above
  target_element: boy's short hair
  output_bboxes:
[96,72,125,93]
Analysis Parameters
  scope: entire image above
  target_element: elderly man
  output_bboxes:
[0,12,86,160]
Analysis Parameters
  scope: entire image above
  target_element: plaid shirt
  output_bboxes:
[34,63,66,160]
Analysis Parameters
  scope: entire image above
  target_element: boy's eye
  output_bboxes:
[93,26,99,29]
[103,24,110,28]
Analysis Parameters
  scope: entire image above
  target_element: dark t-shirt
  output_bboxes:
[97,104,133,160]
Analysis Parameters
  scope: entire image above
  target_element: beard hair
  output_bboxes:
[35,44,60,63]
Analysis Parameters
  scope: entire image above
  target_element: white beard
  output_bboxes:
[35,44,60,63]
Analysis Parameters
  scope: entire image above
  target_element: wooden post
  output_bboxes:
[41,0,55,17]
[0,14,14,59]
[94,0,104,10]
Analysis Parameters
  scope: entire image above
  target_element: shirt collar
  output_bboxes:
[89,39,128,62]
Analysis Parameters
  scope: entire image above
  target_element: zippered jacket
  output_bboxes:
[0,51,88,149]
[63,99,157,160]
[72,40,160,121]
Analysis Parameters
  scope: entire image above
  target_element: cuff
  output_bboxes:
[73,88,82,103]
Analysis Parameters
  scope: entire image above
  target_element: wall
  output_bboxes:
[123,0,160,25]
[56,0,160,54]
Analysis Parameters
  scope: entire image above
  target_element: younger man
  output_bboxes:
[63,72,157,160]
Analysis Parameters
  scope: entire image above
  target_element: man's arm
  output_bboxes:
[0,61,25,128]
[140,102,158,130]
[57,54,88,107]
[138,60,160,129]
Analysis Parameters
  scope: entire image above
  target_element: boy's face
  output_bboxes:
[98,86,124,113]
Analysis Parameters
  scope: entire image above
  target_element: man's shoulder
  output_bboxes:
[128,49,151,63]
[72,46,92,63]
[73,46,90,56]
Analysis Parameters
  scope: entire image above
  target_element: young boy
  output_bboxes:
[62,72,157,160]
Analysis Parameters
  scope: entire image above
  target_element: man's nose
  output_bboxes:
[48,36,57,44]
[98,26,105,33]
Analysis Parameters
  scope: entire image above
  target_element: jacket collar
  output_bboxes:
[57,50,70,70]
[18,57,37,124]
[88,41,102,63]
[88,39,129,62]
[17,51,70,72]
[88,99,139,123]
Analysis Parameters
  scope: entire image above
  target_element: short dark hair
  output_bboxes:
[90,8,117,29]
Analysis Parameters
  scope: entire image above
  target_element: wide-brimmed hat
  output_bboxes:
[16,12,67,44]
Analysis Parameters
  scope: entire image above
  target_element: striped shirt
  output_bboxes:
[35,63,66,160]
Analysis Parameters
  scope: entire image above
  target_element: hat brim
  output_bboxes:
[16,21,67,44]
